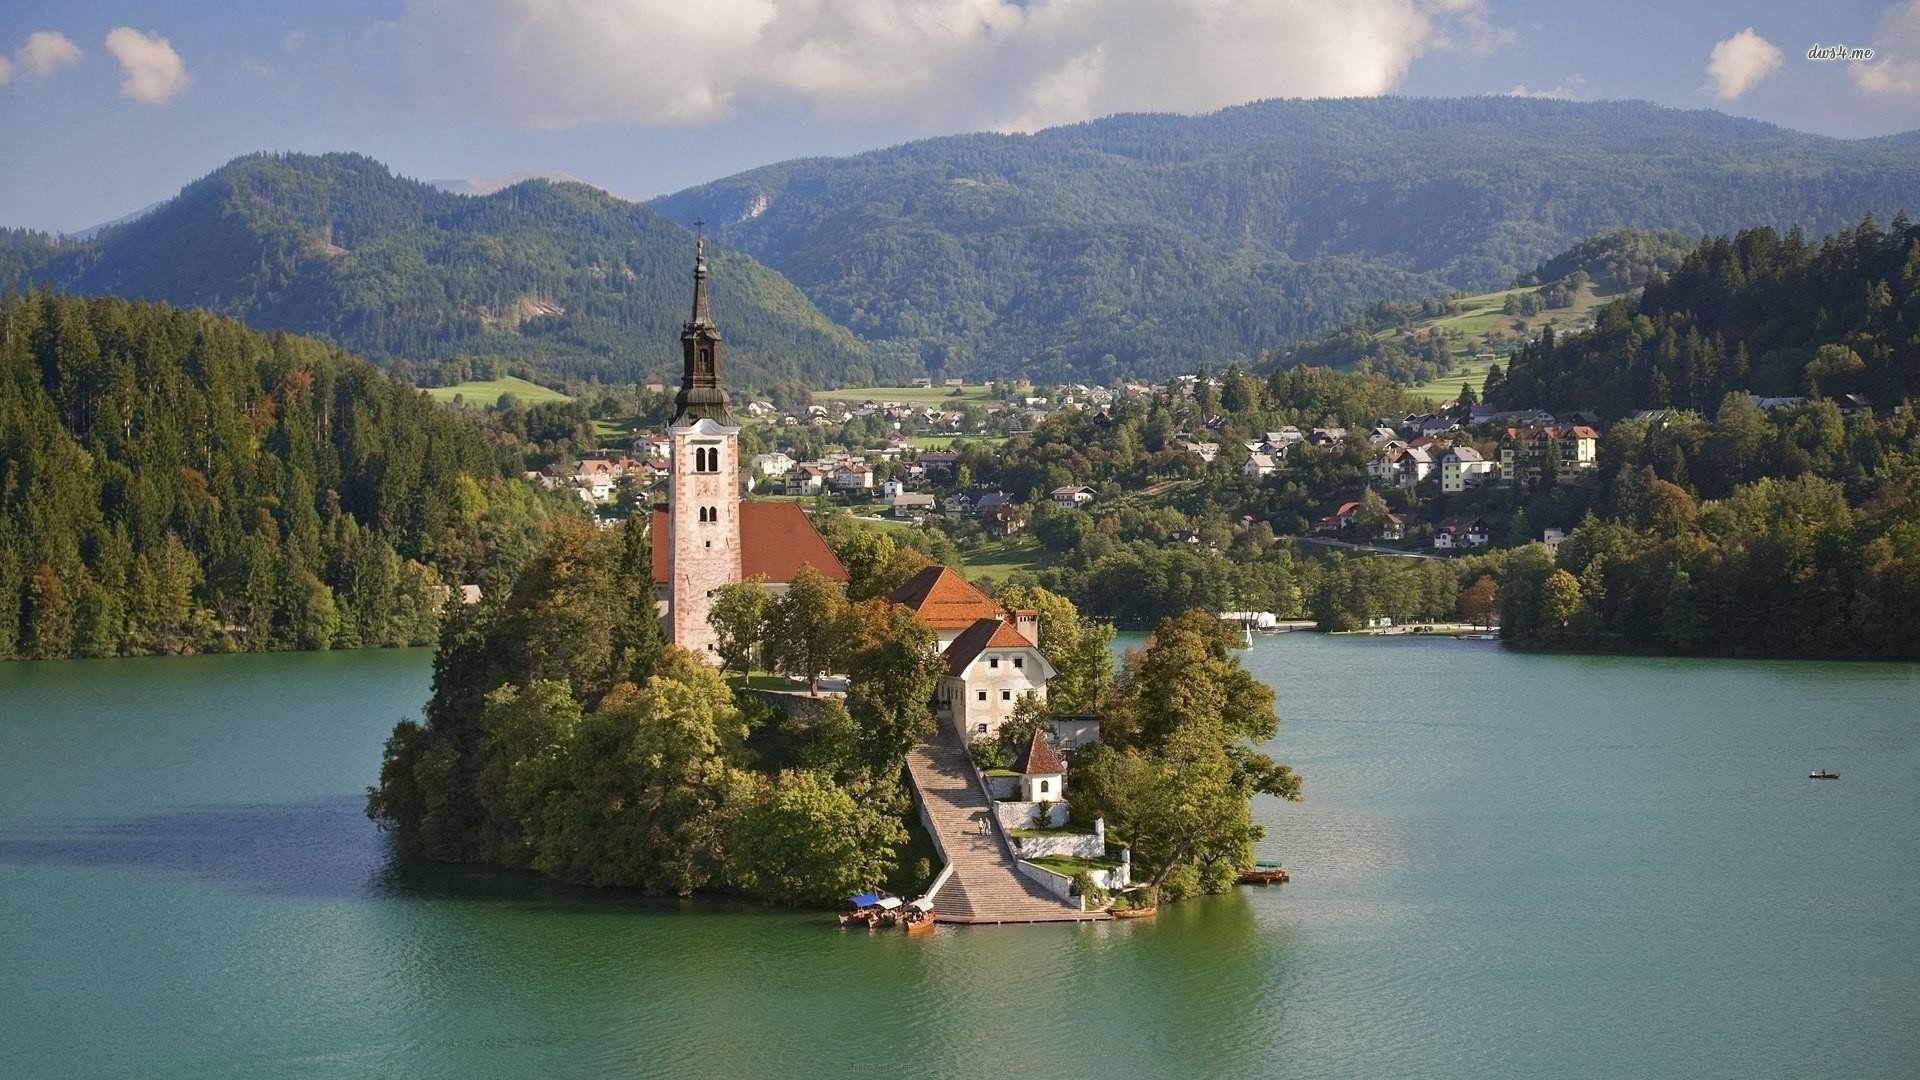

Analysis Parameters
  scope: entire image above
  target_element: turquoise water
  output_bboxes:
[2,639,1916,1078]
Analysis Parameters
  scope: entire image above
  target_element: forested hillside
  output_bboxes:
[1498,215,1920,414]
[0,153,888,395]
[0,292,564,661]
[658,98,1920,379]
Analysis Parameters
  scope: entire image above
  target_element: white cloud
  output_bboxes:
[0,30,83,84]
[1707,27,1782,100]
[105,27,189,105]
[16,31,83,78]
[1504,74,1588,100]
[1853,1,1920,96]
[384,0,1508,131]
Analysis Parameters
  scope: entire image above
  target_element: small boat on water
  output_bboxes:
[1111,904,1157,919]
[866,896,905,928]
[838,890,896,927]
[1810,769,1840,780]
[1237,861,1290,885]
[899,897,936,934]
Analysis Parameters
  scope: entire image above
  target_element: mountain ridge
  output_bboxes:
[1,152,886,393]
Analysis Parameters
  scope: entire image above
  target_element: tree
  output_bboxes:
[708,577,770,676]
[842,603,944,777]
[764,565,849,693]
[1457,574,1499,629]
[725,770,906,906]
[1538,569,1584,631]
[1351,489,1391,540]
[994,583,1114,712]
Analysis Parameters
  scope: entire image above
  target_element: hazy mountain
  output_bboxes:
[657,97,1920,379]
[2,153,885,392]
[429,171,587,197]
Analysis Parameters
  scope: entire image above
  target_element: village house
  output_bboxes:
[1051,485,1096,509]
[1440,446,1494,493]
[1244,452,1280,479]
[890,492,937,519]
[937,618,1056,741]
[829,462,874,492]
[1434,516,1492,550]
[1499,425,1600,487]
[1182,440,1222,462]
[784,465,826,496]
[751,451,795,478]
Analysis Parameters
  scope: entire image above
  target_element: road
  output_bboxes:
[1297,535,1446,559]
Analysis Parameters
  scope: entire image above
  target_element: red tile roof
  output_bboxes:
[649,503,849,585]
[1014,729,1066,775]
[887,565,1003,629]
[942,617,1035,677]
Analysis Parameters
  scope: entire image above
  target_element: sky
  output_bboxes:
[3,1,1918,233]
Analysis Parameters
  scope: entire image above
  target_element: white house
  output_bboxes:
[1440,446,1494,493]
[829,462,874,491]
[938,617,1056,741]
[1244,452,1279,479]
[751,452,795,477]
[1051,485,1095,509]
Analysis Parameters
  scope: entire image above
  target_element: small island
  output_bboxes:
[366,247,1302,917]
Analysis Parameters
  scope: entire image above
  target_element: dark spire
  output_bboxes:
[689,233,714,328]
[671,232,731,425]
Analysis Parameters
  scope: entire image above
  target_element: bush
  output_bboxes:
[968,739,1008,771]
[1070,870,1107,907]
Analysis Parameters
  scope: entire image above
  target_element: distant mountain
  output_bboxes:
[68,200,163,241]
[429,171,587,197]
[657,98,1920,380]
[2,153,885,392]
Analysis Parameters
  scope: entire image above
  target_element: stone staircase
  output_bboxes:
[905,734,1105,924]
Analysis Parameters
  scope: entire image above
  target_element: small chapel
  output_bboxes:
[649,240,848,660]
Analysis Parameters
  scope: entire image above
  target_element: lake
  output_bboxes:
[2,637,1916,1079]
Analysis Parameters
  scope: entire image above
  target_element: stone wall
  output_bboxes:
[993,799,1069,833]
[1016,861,1082,909]
[1013,829,1104,860]
[983,774,1020,800]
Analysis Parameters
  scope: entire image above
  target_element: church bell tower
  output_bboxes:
[665,236,742,660]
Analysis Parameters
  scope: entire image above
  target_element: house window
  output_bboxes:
[1001,690,1011,701]
[989,657,999,669]
[1039,780,1049,794]
[1013,657,1023,669]
[975,724,988,734]
[977,691,987,702]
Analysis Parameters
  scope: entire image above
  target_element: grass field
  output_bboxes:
[424,376,572,406]
[815,384,1000,407]
[962,538,1045,580]
[1394,283,1622,402]
[907,433,1009,449]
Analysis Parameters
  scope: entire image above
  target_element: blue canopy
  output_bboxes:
[848,891,880,908]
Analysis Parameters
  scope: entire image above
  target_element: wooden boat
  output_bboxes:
[1237,861,1290,885]
[1810,769,1840,780]
[1111,904,1157,919]
[866,896,904,929]
[838,890,888,927]
[899,897,936,934]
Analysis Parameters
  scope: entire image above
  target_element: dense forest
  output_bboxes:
[1497,215,1920,415]
[0,153,889,395]
[659,98,1920,379]
[0,292,564,661]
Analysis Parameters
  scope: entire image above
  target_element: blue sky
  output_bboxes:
[3,1,1916,233]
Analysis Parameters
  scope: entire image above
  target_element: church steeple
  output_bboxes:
[671,235,732,425]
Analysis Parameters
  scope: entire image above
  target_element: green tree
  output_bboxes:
[764,565,849,693]
[726,770,906,906]
[708,577,770,676]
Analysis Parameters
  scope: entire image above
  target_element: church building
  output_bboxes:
[650,239,847,660]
